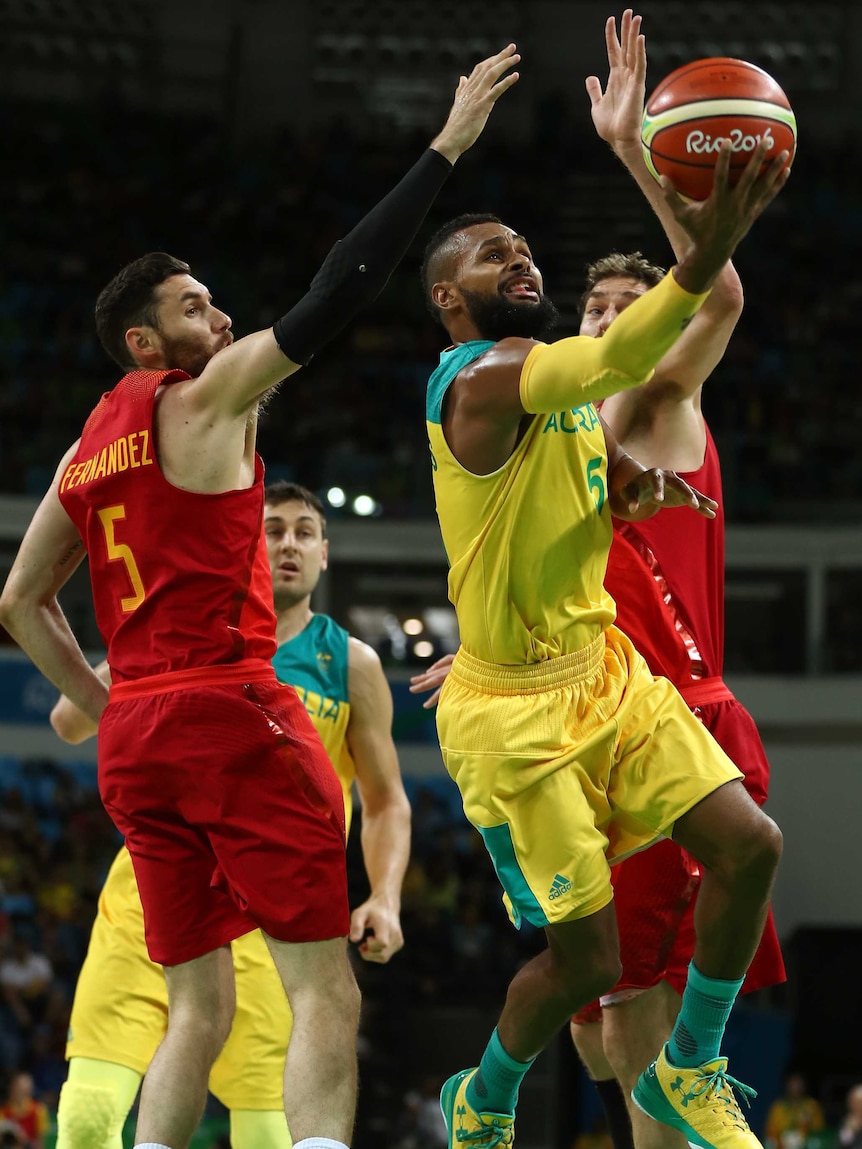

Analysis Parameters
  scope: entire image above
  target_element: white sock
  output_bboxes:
[135,1143,174,1148]
[293,1140,349,1149]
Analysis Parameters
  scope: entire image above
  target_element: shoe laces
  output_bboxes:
[684,1064,757,1131]
[455,1117,514,1148]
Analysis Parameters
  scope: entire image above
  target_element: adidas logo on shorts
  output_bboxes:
[548,873,573,900]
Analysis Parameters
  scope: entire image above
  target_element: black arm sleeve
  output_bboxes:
[273,147,453,365]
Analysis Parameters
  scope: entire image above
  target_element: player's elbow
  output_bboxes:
[49,706,86,745]
[0,573,46,633]
[713,263,744,319]
[0,586,23,636]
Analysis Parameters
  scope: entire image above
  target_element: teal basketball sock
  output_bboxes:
[666,961,744,1069]
[465,1028,534,1116]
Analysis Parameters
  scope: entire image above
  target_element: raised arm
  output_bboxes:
[345,637,411,963]
[587,10,744,399]
[0,444,109,724]
[184,46,521,419]
[444,136,787,475]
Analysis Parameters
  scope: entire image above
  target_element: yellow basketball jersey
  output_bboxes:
[427,341,616,663]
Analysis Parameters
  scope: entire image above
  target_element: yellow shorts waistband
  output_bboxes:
[451,634,606,696]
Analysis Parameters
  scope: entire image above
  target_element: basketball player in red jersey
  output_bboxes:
[0,47,519,1149]
[567,14,786,1148]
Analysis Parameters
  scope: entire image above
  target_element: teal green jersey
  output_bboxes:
[273,613,356,829]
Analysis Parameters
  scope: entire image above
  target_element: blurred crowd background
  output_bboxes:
[1,0,861,1145]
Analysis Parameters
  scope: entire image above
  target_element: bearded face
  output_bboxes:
[458,286,560,343]
[156,329,222,378]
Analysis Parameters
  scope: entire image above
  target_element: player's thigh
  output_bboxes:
[99,696,257,967]
[67,912,167,1074]
[203,682,350,946]
[438,680,618,926]
[609,636,742,849]
[672,777,782,873]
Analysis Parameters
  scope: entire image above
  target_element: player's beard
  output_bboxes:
[460,287,560,342]
[158,331,219,378]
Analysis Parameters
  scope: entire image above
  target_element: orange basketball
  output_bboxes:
[641,58,797,201]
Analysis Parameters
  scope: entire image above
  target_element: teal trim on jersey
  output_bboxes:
[426,341,495,424]
[272,613,350,703]
[479,824,548,930]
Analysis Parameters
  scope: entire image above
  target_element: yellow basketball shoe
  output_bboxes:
[632,1046,761,1149]
[440,1068,515,1148]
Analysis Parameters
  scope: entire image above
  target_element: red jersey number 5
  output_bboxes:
[96,505,146,612]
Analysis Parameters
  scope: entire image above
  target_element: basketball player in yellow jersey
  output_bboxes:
[420,126,790,1149]
[49,481,410,1149]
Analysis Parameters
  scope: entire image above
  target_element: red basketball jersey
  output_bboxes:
[608,423,725,684]
[59,369,276,682]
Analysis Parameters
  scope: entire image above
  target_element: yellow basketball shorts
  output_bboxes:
[67,848,291,1109]
[436,626,742,927]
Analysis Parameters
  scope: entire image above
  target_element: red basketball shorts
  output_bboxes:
[98,662,349,966]
[572,696,785,1024]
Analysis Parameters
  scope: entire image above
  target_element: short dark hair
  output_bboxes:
[420,212,503,318]
[264,481,328,537]
[579,251,666,319]
[95,252,191,369]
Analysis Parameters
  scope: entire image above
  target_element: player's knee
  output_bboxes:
[298,961,360,1033]
[332,964,361,1028]
[557,949,620,1010]
[208,999,237,1053]
[56,1081,123,1149]
[753,810,783,868]
[586,952,622,1004]
[170,995,236,1058]
[728,807,783,882]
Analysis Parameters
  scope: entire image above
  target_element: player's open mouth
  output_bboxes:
[503,278,539,302]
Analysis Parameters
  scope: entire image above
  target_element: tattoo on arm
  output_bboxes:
[58,540,84,567]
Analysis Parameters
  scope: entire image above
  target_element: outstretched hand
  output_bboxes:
[408,653,455,709]
[431,45,520,163]
[667,137,791,293]
[612,468,718,520]
[585,9,646,153]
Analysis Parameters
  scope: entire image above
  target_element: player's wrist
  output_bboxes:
[673,253,724,297]
[429,134,461,165]
[368,891,401,914]
[613,136,643,163]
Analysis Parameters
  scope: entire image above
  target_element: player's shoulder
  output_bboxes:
[459,336,540,378]
[347,633,383,675]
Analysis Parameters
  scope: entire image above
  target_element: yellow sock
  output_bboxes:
[229,1108,292,1149]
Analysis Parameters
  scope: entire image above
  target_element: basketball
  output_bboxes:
[641,58,797,201]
